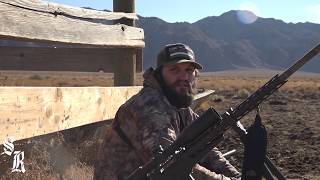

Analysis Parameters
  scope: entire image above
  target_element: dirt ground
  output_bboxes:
[196,72,320,180]
[0,70,319,180]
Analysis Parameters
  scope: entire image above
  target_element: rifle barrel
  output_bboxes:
[232,43,320,121]
[279,43,320,81]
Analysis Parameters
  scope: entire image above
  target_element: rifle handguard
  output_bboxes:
[126,107,223,180]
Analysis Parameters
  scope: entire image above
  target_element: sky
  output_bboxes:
[49,0,320,24]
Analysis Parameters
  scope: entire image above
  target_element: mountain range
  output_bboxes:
[137,10,320,73]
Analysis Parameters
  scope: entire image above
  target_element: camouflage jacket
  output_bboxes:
[94,68,240,180]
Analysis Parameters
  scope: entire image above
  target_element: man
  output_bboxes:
[94,43,241,180]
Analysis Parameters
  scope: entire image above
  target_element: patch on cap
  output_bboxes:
[167,44,195,60]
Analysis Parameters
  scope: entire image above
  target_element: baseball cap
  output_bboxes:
[156,43,203,69]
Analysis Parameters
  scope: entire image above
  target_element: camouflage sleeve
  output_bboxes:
[199,148,241,178]
[134,111,178,163]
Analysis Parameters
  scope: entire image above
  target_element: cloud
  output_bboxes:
[306,4,320,24]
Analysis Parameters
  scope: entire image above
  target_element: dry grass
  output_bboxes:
[197,72,320,93]
[0,71,114,87]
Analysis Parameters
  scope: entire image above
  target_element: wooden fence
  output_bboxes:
[0,0,215,143]
[0,0,144,143]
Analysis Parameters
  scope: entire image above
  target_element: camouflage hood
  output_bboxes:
[142,67,162,91]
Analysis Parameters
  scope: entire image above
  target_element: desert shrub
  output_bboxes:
[235,88,250,99]
[29,74,43,80]
[0,130,98,180]
[210,94,225,102]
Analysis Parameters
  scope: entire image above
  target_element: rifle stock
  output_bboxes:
[126,43,320,180]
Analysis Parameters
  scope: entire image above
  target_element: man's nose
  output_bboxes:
[178,72,190,81]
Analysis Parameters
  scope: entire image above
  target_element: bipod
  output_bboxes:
[228,107,286,180]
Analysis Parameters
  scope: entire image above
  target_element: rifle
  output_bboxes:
[126,43,320,180]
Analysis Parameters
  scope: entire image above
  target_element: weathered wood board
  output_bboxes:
[0,47,143,73]
[0,0,138,20]
[0,86,142,143]
[0,0,144,47]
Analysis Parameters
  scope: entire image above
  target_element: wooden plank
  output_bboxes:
[0,86,142,143]
[114,49,136,86]
[0,2,144,47]
[113,0,136,86]
[191,89,215,109]
[0,0,137,20]
[194,90,215,101]
[136,48,143,72]
[0,46,143,73]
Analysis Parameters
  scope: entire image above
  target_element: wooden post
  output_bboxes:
[113,0,136,86]
[113,0,135,26]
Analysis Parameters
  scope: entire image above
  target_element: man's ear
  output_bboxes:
[195,69,200,77]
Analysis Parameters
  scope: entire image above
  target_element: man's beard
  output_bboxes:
[154,70,196,108]
[162,81,195,108]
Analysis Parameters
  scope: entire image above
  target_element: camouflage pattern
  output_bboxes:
[94,68,240,180]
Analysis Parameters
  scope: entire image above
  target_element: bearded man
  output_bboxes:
[94,43,241,180]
